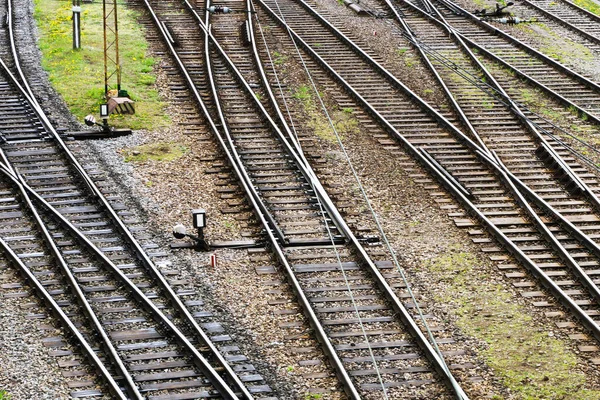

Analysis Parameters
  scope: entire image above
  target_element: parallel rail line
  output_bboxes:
[427,0,600,123]
[517,0,600,47]
[136,0,472,396]
[1,0,262,397]
[252,0,600,350]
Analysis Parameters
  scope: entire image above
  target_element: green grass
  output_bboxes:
[517,22,594,65]
[292,85,359,143]
[33,0,169,130]
[427,248,600,399]
[304,393,323,400]
[122,142,187,162]
[292,85,311,101]
[0,390,10,400]
[272,51,287,65]
[572,0,600,15]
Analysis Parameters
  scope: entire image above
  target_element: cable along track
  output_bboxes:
[0,0,263,398]
[516,0,600,48]
[384,0,600,345]
[420,0,600,124]
[138,0,472,397]
[253,0,600,350]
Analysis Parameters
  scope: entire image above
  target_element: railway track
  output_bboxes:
[4,0,600,396]
[515,0,600,47]
[133,0,478,397]
[421,0,600,123]
[0,0,269,398]
[250,0,600,360]
[386,0,600,345]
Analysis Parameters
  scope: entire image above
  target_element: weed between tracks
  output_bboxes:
[0,390,10,400]
[122,142,188,163]
[509,21,593,66]
[292,84,359,143]
[33,0,169,130]
[427,248,600,399]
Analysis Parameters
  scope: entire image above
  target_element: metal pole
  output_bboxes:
[72,0,81,49]
[113,0,121,92]
[103,0,109,96]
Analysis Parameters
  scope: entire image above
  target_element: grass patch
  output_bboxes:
[272,51,287,65]
[122,142,187,162]
[304,393,323,400]
[517,87,567,120]
[427,248,600,399]
[292,85,359,143]
[0,391,10,400]
[516,22,594,64]
[33,0,169,130]
[572,0,600,15]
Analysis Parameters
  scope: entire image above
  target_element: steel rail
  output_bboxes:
[246,2,467,397]
[431,0,600,123]
[392,0,600,229]
[402,0,600,133]
[398,0,600,127]
[401,0,600,219]
[0,160,239,399]
[392,0,600,305]
[182,0,348,245]
[203,13,287,247]
[558,0,600,20]
[5,0,42,111]
[3,3,247,397]
[0,158,142,399]
[145,0,468,396]
[246,0,345,179]
[201,1,361,396]
[202,0,471,396]
[137,0,358,397]
[394,27,600,175]
[250,2,470,398]
[250,1,472,398]
[255,0,600,341]
[420,147,600,340]
[0,235,128,400]
[518,0,600,45]
[382,0,488,152]
[435,0,600,93]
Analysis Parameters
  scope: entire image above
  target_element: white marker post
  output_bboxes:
[72,0,81,49]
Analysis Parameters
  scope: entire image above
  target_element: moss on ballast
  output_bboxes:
[123,142,187,163]
[292,85,360,143]
[426,247,600,399]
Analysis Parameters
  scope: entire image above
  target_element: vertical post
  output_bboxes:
[72,0,81,50]
[103,0,109,97]
[113,0,121,92]
[103,0,122,97]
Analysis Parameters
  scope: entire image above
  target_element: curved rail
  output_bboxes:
[385,0,600,304]
[431,0,600,124]
[204,0,469,397]
[254,0,600,342]
[140,0,471,396]
[1,0,245,397]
